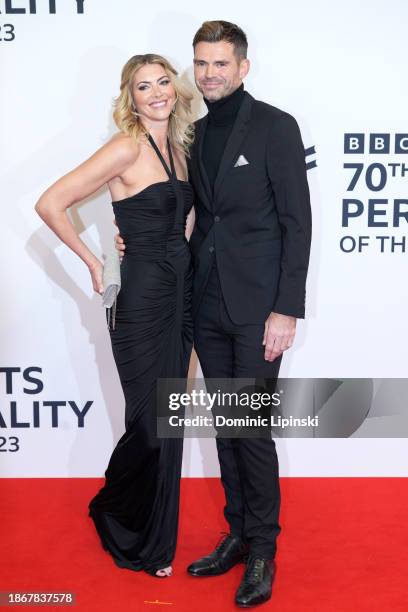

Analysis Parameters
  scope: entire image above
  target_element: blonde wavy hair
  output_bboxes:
[113,53,194,155]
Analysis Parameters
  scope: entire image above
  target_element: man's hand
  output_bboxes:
[263,312,297,361]
[113,219,125,259]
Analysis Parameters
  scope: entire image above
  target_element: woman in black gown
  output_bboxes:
[35,54,195,577]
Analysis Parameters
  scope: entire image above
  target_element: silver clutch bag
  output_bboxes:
[102,248,121,330]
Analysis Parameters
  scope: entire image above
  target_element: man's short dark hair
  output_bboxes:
[193,20,248,60]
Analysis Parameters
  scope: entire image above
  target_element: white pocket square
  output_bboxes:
[234,155,249,167]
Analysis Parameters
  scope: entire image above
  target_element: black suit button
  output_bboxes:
[209,246,215,253]
[214,215,220,222]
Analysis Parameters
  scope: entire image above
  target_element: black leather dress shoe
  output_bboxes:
[235,556,276,607]
[187,533,248,576]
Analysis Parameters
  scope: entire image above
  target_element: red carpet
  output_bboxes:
[1,478,407,611]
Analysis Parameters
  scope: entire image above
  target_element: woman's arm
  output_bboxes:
[35,135,138,293]
[185,206,195,241]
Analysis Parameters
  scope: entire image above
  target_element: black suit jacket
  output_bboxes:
[188,91,312,324]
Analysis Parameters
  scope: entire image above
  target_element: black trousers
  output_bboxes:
[193,262,282,559]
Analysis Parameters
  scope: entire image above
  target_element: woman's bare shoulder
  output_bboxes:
[105,132,141,164]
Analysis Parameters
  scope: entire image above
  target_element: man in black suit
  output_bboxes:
[187,21,311,608]
[116,20,311,607]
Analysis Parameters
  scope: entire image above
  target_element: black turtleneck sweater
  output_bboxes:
[202,83,245,193]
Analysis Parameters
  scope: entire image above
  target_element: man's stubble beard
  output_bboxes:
[195,79,237,102]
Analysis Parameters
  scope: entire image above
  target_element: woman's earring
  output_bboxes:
[171,94,179,115]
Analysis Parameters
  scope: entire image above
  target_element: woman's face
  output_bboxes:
[131,63,176,124]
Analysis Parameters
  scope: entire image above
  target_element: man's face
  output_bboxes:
[193,41,249,102]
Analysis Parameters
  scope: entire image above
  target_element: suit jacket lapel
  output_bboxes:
[213,92,254,204]
[191,115,213,212]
